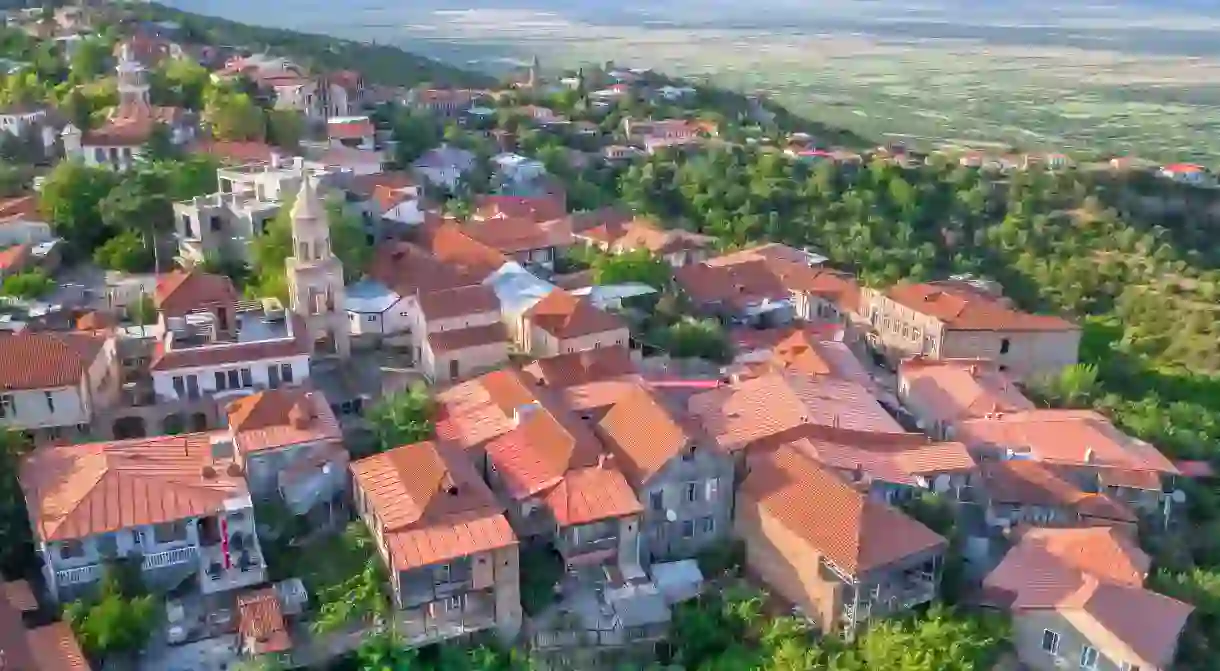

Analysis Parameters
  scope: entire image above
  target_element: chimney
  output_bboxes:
[1084,447,1095,464]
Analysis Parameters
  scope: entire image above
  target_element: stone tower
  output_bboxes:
[286,173,350,359]
[527,54,540,90]
[115,43,151,117]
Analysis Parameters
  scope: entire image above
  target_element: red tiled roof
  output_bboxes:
[463,217,573,255]
[981,460,1135,523]
[369,241,478,297]
[522,346,637,388]
[884,282,1077,332]
[2,580,36,613]
[597,385,704,487]
[326,70,363,92]
[740,444,946,575]
[782,425,975,487]
[350,441,516,571]
[237,588,292,655]
[983,527,1191,668]
[523,289,625,340]
[418,285,499,321]
[21,433,247,541]
[189,140,278,164]
[0,331,107,391]
[898,357,1034,427]
[150,315,311,371]
[347,171,417,199]
[0,195,40,222]
[578,217,713,256]
[82,106,185,146]
[226,388,342,454]
[954,409,1178,477]
[545,460,642,526]
[25,621,91,671]
[75,311,117,332]
[423,223,509,279]
[688,372,904,452]
[426,323,509,355]
[0,243,31,272]
[473,195,566,223]
[327,118,374,141]
[154,270,238,316]
[705,244,861,312]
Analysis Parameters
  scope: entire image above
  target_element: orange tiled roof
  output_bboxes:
[2,580,36,613]
[82,106,185,146]
[432,371,523,450]
[369,241,476,297]
[327,118,374,141]
[983,527,1191,667]
[522,346,637,388]
[237,588,292,655]
[0,195,40,223]
[347,171,417,199]
[350,441,516,570]
[473,195,566,223]
[898,357,1034,426]
[423,223,509,279]
[21,433,247,542]
[75,311,117,332]
[704,244,861,311]
[464,216,573,255]
[418,284,499,321]
[782,425,975,487]
[154,270,238,316]
[0,331,107,391]
[579,217,713,256]
[523,289,625,340]
[25,621,91,671]
[597,385,702,488]
[225,388,342,454]
[688,372,904,452]
[0,243,30,272]
[483,398,602,499]
[758,331,872,388]
[954,409,1178,477]
[884,282,1077,332]
[426,323,509,355]
[740,444,946,575]
[188,140,278,164]
[545,460,642,526]
[981,460,1135,523]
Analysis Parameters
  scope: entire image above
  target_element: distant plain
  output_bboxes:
[168,0,1220,160]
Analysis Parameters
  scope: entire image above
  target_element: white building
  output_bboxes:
[344,278,410,340]
[411,144,476,191]
[285,174,351,359]
[0,331,120,444]
[492,152,547,185]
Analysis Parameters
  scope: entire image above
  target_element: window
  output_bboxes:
[650,491,664,511]
[227,369,240,389]
[684,482,698,503]
[210,215,222,232]
[153,520,188,544]
[700,516,715,534]
[60,540,85,559]
[681,520,694,538]
[0,394,13,419]
[1000,338,1011,354]
[366,315,376,323]
[45,391,57,412]
[95,532,118,558]
[1041,629,1060,654]
[240,368,253,388]
[446,595,463,610]
[173,376,185,396]
[280,363,294,384]
[1119,664,1140,671]
[705,477,719,501]
[1079,646,1098,669]
[436,563,452,584]
[215,371,227,390]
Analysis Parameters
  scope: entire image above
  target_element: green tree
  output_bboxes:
[366,384,434,453]
[1,269,53,299]
[93,230,154,274]
[153,57,211,110]
[653,317,731,362]
[0,431,33,577]
[204,89,265,141]
[99,170,174,272]
[590,248,671,288]
[392,110,440,166]
[266,109,304,151]
[38,161,118,258]
[129,294,156,326]
[68,37,111,82]
[311,524,390,635]
[64,565,158,658]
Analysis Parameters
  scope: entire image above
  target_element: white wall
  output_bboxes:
[0,385,89,431]
[0,219,53,247]
[152,355,311,401]
[82,144,140,171]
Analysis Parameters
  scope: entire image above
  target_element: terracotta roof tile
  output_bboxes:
[983,527,1191,668]
[782,425,975,487]
[25,621,90,671]
[700,244,861,312]
[2,580,36,613]
[688,372,904,452]
[955,410,1178,477]
[740,444,946,575]
[473,195,566,223]
[369,241,476,297]
[154,270,238,316]
[82,106,185,145]
[418,285,500,321]
[0,195,40,222]
[75,311,117,332]
[898,357,1034,427]
[188,140,278,164]
[578,217,713,256]
[523,289,625,340]
[225,388,342,454]
[350,441,516,570]
[463,217,573,255]
[21,433,247,542]
[347,171,417,199]
[545,461,642,526]
[729,322,843,354]
[327,117,374,141]
[422,223,508,279]
[484,401,601,499]
[981,460,1136,523]
[0,332,107,391]
[522,346,637,388]
[884,282,1077,332]
[237,588,292,655]
[426,323,509,355]
[597,385,701,487]
[0,244,30,272]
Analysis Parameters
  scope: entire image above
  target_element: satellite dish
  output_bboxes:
[665,509,677,522]
[1172,489,1187,503]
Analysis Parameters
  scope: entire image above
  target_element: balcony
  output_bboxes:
[398,592,497,646]
[55,563,102,587]
[198,543,266,594]
[142,545,199,570]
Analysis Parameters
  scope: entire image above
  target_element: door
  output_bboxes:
[448,359,460,381]
[186,375,200,400]
[268,364,281,389]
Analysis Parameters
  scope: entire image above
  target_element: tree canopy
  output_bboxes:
[365,384,434,454]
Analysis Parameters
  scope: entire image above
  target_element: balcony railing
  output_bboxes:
[142,545,199,570]
[56,563,102,586]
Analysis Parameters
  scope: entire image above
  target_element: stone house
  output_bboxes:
[520,289,629,357]
[0,331,120,445]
